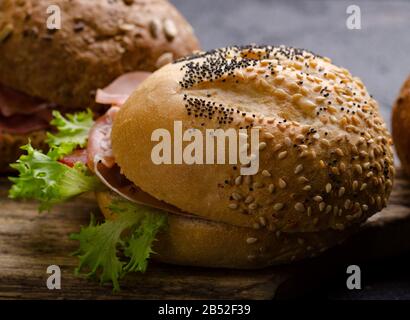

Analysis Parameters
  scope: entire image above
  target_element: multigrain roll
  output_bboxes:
[0,0,199,108]
[392,75,410,176]
[112,45,395,237]
[0,0,199,172]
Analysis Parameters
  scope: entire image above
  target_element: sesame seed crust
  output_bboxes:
[112,44,394,239]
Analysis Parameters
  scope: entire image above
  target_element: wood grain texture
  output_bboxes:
[0,169,410,300]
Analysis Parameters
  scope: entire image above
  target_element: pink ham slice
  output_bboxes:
[87,107,183,215]
[88,71,152,169]
[87,106,119,170]
[0,71,151,134]
[0,84,53,134]
[95,71,151,106]
[0,113,52,134]
[0,84,52,117]
[94,161,184,215]
[90,71,188,214]
[72,71,186,215]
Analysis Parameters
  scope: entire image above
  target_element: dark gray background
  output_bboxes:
[170,0,410,300]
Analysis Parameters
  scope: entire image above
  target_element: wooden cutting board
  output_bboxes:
[0,169,410,300]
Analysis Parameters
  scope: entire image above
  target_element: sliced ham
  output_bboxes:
[0,70,151,135]
[0,84,52,117]
[0,111,52,134]
[63,139,183,214]
[87,106,120,171]
[89,71,151,168]
[94,161,184,215]
[95,71,151,106]
[0,84,53,134]
[86,102,185,216]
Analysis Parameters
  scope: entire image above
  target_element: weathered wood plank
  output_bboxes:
[0,169,409,299]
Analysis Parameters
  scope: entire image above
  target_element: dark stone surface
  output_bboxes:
[171,0,410,300]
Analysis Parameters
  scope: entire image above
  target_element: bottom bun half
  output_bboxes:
[96,190,355,269]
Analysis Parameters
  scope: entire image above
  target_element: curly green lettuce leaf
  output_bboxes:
[46,109,94,157]
[9,143,101,211]
[70,200,167,291]
[124,212,166,273]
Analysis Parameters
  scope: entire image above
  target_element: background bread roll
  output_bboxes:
[0,0,199,108]
[0,0,200,173]
[112,45,394,235]
[392,75,410,176]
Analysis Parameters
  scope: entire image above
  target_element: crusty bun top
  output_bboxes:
[0,0,199,108]
[112,45,394,234]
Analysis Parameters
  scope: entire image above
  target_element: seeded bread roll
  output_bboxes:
[392,75,410,176]
[96,190,354,268]
[112,45,394,234]
[0,0,199,108]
